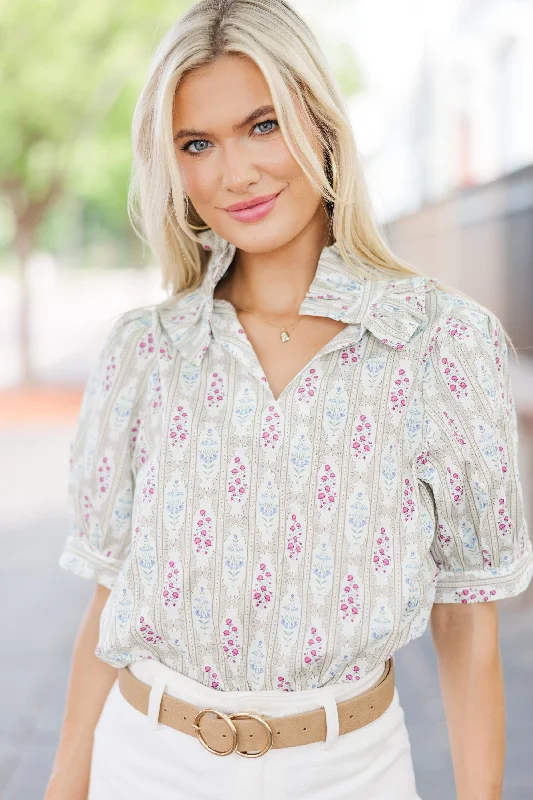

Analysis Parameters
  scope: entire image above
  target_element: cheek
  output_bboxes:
[176,156,217,203]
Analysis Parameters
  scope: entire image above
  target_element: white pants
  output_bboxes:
[89,656,422,800]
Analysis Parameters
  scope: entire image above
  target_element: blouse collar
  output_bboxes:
[158,227,431,365]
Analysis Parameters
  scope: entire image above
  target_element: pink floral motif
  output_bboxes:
[444,317,472,341]
[373,526,392,576]
[227,455,248,503]
[295,367,320,405]
[389,367,411,415]
[253,563,274,611]
[286,513,304,563]
[193,508,214,556]
[442,410,466,446]
[437,523,451,548]
[381,338,405,350]
[96,455,112,496]
[447,466,464,505]
[498,441,508,475]
[204,664,220,690]
[138,615,163,645]
[161,561,181,608]
[206,372,225,408]
[339,573,361,623]
[221,616,241,664]
[344,664,361,682]
[276,674,293,691]
[415,449,430,472]
[492,327,502,373]
[317,463,338,513]
[340,343,362,368]
[482,548,493,568]
[402,477,416,522]
[261,405,282,450]
[351,413,374,464]
[158,338,173,361]
[497,497,512,536]
[169,405,189,449]
[302,626,324,666]
[455,587,497,603]
[440,356,469,401]
[102,355,117,394]
[130,417,148,466]
[142,461,157,504]
[138,330,155,359]
[150,373,163,413]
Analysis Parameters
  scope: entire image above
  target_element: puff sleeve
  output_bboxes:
[418,300,533,603]
[58,310,152,589]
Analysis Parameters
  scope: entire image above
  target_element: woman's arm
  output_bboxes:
[44,583,118,800]
[430,601,505,800]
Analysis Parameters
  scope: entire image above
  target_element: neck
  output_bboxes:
[214,214,334,319]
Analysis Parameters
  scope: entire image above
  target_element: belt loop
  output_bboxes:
[322,687,340,751]
[147,672,168,731]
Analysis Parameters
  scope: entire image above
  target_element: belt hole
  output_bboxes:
[371,705,374,709]
[303,727,307,731]
[277,731,280,734]
[349,714,353,718]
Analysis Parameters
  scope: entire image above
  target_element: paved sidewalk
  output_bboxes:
[0,411,532,799]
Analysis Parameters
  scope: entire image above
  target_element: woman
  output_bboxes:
[46,1,533,799]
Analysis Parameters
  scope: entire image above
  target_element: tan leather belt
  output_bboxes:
[117,656,394,758]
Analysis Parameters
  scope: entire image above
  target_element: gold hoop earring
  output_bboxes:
[184,196,210,231]
[187,221,211,231]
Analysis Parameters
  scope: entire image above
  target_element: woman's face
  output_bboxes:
[172,54,328,253]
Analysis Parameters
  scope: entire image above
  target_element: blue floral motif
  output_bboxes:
[311,541,334,600]
[322,385,348,437]
[279,592,300,647]
[198,427,220,478]
[233,386,257,428]
[164,473,186,531]
[289,433,312,482]
[193,585,212,633]
[345,485,370,552]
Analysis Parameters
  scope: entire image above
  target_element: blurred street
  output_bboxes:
[0,396,532,800]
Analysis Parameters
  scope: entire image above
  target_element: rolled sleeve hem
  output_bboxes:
[432,541,533,603]
[58,540,124,590]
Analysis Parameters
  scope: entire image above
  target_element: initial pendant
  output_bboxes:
[280,329,290,343]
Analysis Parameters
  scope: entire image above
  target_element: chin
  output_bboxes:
[225,224,297,254]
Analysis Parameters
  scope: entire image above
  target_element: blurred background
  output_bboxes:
[1,0,532,797]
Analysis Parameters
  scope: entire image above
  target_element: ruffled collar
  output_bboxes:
[158,227,432,365]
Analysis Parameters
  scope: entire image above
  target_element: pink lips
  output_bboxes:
[225,189,284,223]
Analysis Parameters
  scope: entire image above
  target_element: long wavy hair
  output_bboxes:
[127,0,516,354]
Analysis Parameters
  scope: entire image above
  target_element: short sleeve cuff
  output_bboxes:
[432,538,533,603]
[58,537,124,590]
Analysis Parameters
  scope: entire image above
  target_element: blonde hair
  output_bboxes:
[127,0,516,356]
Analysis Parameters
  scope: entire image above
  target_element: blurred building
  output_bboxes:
[344,0,533,348]
[351,0,533,222]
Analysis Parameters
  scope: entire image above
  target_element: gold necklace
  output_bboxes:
[235,307,305,342]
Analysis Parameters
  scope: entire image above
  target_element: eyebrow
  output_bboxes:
[173,104,276,141]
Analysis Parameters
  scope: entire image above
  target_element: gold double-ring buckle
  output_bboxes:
[192,708,273,757]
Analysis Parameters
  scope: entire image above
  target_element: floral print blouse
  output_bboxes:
[58,227,533,691]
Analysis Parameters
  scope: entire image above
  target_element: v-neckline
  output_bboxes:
[211,297,366,404]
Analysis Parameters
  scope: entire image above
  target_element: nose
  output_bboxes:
[220,141,260,193]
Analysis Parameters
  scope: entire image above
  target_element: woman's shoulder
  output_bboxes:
[423,282,507,352]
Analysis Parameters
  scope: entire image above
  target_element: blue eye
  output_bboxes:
[181,118,279,156]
